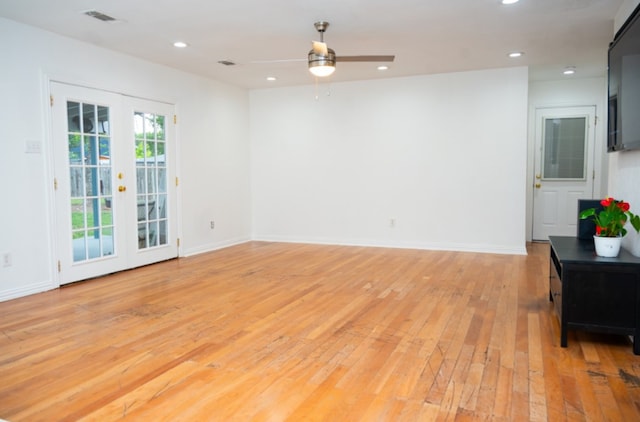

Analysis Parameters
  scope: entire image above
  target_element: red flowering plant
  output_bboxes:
[580,197,640,237]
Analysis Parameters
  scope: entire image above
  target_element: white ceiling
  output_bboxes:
[0,0,623,89]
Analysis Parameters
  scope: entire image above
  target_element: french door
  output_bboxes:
[51,82,178,284]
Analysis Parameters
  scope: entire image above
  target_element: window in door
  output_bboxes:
[542,117,587,180]
[66,101,114,262]
[134,112,168,249]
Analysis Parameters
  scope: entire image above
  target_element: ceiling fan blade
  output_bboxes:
[312,41,328,56]
[249,58,306,64]
[336,55,395,63]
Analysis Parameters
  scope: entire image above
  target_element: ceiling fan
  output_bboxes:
[308,21,395,77]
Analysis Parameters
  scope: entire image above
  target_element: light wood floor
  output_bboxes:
[1,242,640,421]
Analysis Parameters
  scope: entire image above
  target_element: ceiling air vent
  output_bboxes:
[84,10,117,22]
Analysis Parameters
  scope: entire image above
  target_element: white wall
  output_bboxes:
[616,0,640,33]
[0,18,252,301]
[526,77,609,240]
[250,67,529,254]
[611,0,640,256]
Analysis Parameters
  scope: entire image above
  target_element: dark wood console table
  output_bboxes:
[548,236,640,355]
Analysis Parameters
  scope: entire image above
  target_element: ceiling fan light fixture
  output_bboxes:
[308,48,336,77]
[309,64,336,77]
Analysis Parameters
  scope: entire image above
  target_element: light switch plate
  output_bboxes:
[25,140,41,154]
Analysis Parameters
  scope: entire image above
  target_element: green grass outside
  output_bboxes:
[71,199,113,239]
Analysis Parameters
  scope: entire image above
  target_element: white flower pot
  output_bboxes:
[593,235,622,257]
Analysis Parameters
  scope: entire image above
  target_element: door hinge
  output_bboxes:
[593,170,596,180]
[50,95,54,107]
[594,116,598,126]
[176,177,179,187]
[54,177,58,190]
[177,238,180,247]
[57,260,61,272]
[173,114,177,124]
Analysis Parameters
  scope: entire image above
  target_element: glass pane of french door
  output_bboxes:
[134,112,168,249]
[66,101,115,262]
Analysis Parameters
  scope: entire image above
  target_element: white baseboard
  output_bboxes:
[0,281,56,303]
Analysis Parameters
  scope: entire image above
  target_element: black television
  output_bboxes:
[608,2,640,152]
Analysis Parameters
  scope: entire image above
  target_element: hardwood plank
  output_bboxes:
[511,351,530,420]
[0,241,639,420]
[528,312,548,421]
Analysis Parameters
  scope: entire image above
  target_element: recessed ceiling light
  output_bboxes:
[377,65,389,71]
[508,52,524,58]
[501,0,520,4]
[173,41,188,48]
[563,66,576,75]
[266,76,277,81]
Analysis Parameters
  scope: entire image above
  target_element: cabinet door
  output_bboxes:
[568,269,636,328]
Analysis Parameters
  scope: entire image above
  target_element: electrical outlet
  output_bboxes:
[210,221,215,230]
[2,253,11,267]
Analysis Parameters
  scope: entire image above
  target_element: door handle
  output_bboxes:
[535,183,541,189]
[118,185,127,192]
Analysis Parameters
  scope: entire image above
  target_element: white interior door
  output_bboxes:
[51,82,178,284]
[532,106,596,240]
